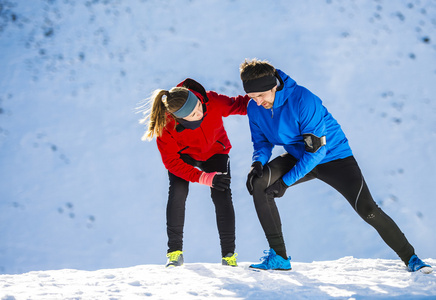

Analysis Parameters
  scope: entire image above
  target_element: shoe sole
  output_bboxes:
[419,266,433,274]
[249,266,292,271]
[222,264,238,267]
[165,263,183,268]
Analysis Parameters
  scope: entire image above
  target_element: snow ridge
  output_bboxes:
[1,257,435,299]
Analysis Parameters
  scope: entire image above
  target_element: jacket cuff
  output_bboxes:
[199,172,217,187]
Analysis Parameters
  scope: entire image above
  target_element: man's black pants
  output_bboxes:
[252,154,415,264]
[166,154,235,257]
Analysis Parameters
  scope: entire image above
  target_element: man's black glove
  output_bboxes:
[265,178,288,198]
[246,161,263,195]
[212,173,231,191]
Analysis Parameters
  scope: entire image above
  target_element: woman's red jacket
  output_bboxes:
[156,80,249,183]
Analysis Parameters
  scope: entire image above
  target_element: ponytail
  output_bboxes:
[139,87,189,141]
[140,89,169,141]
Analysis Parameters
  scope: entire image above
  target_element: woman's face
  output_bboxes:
[182,100,203,121]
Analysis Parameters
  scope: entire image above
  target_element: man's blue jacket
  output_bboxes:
[247,69,353,186]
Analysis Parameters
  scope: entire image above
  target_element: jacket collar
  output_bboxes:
[273,69,297,108]
[175,101,207,132]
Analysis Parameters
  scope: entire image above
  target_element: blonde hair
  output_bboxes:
[239,58,276,81]
[139,87,189,141]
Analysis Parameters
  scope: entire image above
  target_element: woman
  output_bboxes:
[140,78,249,267]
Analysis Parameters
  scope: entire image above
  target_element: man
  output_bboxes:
[240,58,432,273]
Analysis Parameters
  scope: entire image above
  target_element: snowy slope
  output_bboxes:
[1,258,436,300]
[0,0,435,276]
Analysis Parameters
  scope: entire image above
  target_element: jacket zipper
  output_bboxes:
[271,108,274,118]
[217,140,226,150]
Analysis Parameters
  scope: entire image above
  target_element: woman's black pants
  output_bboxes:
[252,154,415,264]
[166,154,235,257]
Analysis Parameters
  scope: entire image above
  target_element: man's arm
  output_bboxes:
[281,90,327,186]
[249,117,274,165]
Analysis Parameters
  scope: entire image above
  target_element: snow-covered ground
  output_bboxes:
[1,258,436,300]
[1,0,436,298]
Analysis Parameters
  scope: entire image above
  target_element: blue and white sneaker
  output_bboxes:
[249,249,292,270]
[407,255,432,274]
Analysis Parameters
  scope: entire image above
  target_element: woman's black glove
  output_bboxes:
[246,161,263,195]
[212,173,231,191]
[265,178,288,198]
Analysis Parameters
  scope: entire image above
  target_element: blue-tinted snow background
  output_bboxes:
[0,0,435,274]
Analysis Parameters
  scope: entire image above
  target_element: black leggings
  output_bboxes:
[252,154,415,264]
[166,154,235,257]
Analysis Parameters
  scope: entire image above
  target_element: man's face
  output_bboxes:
[247,86,277,109]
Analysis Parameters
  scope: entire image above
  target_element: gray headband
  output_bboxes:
[172,91,199,118]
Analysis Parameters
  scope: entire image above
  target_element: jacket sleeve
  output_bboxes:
[282,90,327,186]
[156,129,203,183]
[249,114,274,165]
[207,91,250,117]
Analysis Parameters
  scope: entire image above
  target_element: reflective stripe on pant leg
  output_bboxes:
[316,156,415,264]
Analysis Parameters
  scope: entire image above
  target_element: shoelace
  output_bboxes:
[167,251,182,261]
[259,250,274,264]
[223,253,238,265]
